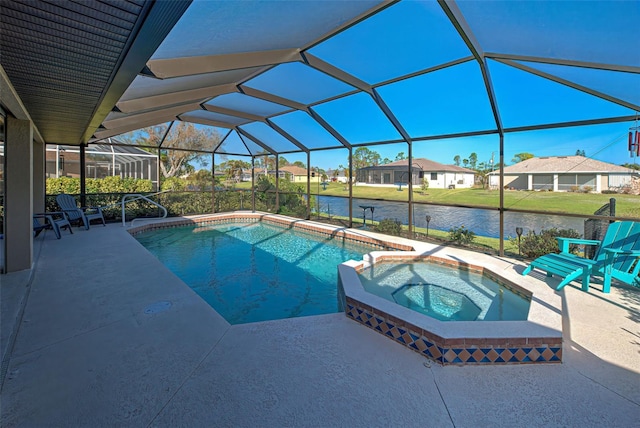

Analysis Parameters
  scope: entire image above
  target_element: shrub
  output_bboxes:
[582,186,593,193]
[448,225,475,245]
[160,177,187,191]
[375,218,402,236]
[514,228,582,259]
[422,179,429,191]
[47,176,152,194]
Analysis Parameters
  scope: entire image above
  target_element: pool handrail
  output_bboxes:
[121,192,168,227]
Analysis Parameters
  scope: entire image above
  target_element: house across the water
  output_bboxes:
[488,156,638,192]
[356,158,475,189]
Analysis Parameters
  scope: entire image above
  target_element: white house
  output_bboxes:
[356,158,475,189]
[488,156,638,192]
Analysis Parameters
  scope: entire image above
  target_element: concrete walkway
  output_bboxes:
[1,223,639,427]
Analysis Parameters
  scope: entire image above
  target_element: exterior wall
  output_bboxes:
[443,172,474,188]
[425,172,445,189]
[607,173,633,190]
[492,175,528,190]
[489,174,521,189]
[291,175,320,183]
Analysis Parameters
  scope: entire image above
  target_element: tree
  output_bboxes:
[256,154,277,172]
[338,164,351,181]
[351,147,382,170]
[462,159,469,168]
[453,155,461,166]
[395,152,407,161]
[141,123,221,178]
[224,159,250,183]
[622,163,640,171]
[382,157,392,164]
[292,160,306,168]
[186,169,214,190]
[575,149,586,157]
[279,156,290,166]
[469,152,478,169]
[512,152,534,163]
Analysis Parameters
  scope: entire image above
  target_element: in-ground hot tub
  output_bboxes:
[339,253,563,366]
[358,260,531,322]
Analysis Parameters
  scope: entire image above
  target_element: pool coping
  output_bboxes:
[127,212,563,366]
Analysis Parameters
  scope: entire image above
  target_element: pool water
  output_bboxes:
[358,262,530,321]
[136,222,369,324]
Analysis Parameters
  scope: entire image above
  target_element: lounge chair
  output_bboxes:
[522,221,640,292]
[56,194,106,230]
[33,212,73,239]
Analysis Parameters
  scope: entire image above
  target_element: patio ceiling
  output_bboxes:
[2,0,639,155]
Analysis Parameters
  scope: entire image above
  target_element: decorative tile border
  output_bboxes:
[127,212,414,252]
[340,255,562,366]
[344,299,561,365]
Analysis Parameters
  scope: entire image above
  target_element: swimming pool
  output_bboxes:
[136,221,372,324]
[129,213,561,365]
[358,262,530,321]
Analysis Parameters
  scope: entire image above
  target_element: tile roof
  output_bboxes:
[280,165,309,176]
[493,156,636,174]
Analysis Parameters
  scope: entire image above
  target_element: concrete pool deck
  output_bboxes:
[1,216,639,426]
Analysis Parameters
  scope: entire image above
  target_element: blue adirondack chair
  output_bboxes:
[33,213,73,239]
[522,221,640,293]
[56,194,106,230]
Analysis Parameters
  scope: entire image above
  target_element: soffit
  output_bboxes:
[0,0,190,144]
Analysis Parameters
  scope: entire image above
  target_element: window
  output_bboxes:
[430,172,438,180]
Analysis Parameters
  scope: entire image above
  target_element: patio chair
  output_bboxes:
[522,221,640,292]
[56,194,106,230]
[33,212,73,239]
[32,217,48,237]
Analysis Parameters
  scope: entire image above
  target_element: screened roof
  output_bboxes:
[3,1,638,154]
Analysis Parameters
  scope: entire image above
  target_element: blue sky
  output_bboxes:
[150,0,639,172]
[217,1,637,170]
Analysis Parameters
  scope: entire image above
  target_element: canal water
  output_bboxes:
[315,196,585,239]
